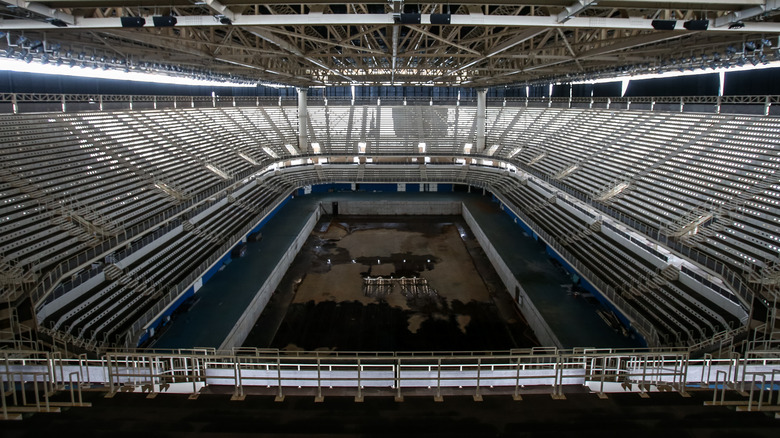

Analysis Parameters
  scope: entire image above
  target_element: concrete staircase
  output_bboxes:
[659,264,680,282]
[103,264,123,281]
[0,258,36,295]
[183,221,222,244]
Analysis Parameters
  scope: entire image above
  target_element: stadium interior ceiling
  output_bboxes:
[0,1,779,88]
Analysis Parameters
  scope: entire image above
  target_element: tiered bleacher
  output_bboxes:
[489,176,743,346]
[0,108,298,347]
[306,106,477,154]
[487,107,780,298]
[0,104,775,351]
[42,178,291,347]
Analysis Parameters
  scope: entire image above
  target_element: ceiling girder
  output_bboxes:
[202,0,235,21]
[1,13,779,32]
[714,0,780,27]
[0,2,777,88]
[244,25,354,83]
[1,0,75,24]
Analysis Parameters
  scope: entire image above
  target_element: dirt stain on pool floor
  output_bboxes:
[243,216,538,351]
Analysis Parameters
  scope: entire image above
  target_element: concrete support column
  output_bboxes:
[476,88,487,153]
[297,87,309,154]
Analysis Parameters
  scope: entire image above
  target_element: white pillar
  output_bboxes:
[297,87,309,154]
[476,88,487,153]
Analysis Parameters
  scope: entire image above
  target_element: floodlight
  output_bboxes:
[120,17,146,28]
[399,13,421,24]
[651,20,676,31]
[683,20,709,31]
[431,13,451,25]
[152,16,177,27]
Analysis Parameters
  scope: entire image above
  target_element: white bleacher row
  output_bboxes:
[291,163,736,343]
[305,106,478,155]
[485,107,780,281]
[282,163,745,347]
[38,163,514,347]
[33,158,743,348]
[0,106,302,287]
[0,103,772,348]
[489,176,740,347]
[43,176,292,346]
[0,114,128,277]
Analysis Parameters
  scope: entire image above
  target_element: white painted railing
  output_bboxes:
[3,348,779,402]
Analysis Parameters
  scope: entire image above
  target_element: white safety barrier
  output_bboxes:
[2,347,779,406]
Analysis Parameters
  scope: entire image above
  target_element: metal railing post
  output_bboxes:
[395,358,403,402]
[68,371,84,406]
[356,359,363,402]
[513,355,522,401]
[316,357,323,402]
[435,358,442,402]
[1,374,8,420]
[474,357,482,401]
[106,354,115,396]
[275,354,284,402]
[233,356,244,399]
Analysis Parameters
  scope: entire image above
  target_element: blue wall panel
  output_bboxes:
[492,191,647,347]
[543,246,645,346]
[201,253,231,284]
[332,183,353,191]
[250,195,290,235]
[358,183,397,192]
[500,203,536,239]
[310,183,353,193]
[138,195,291,346]
[137,286,196,345]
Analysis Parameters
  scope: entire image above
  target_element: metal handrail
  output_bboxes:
[0,92,777,115]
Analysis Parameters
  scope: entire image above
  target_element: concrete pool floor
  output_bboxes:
[151,191,641,350]
[244,215,539,351]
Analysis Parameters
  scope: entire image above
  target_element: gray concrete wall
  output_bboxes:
[219,209,321,350]
[321,201,462,215]
[462,204,562,348]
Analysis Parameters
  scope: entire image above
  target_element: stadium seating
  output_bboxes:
[1,104,774,350]
[489,108,780,292]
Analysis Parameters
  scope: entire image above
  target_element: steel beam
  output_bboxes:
[30,0,771,7]
[557,0,598,23]
[476,88,487,153]
[714,0,780,27]
[203,0,236,21]
[2,14,780,33]
[244,26,354,83]
[1,0,75,25]
[433,28,547,81]
[297,87,308,154]
[391,25,399,85]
